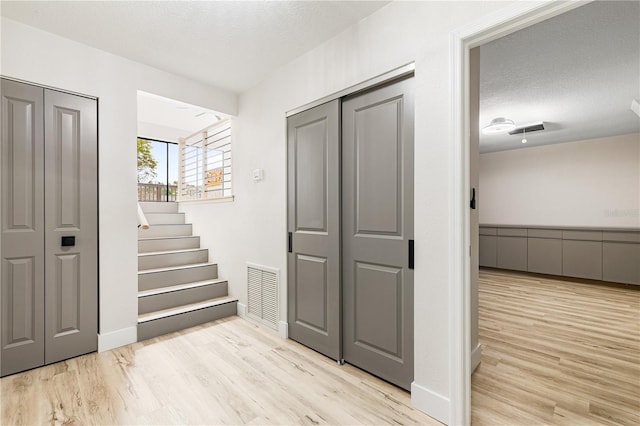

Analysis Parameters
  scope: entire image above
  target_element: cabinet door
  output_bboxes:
[1,79,45,377]
[497,236,527,271]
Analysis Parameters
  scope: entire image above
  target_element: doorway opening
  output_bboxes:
[461,2,640,421]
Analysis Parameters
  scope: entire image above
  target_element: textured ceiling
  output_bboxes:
[480,1,640,153]
[1,0,390,93]
[3,1,638,153]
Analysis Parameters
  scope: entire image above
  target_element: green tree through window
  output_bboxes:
[137,138,158,183]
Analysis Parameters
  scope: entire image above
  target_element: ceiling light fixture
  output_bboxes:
[482,117,516,135]
[521,128,527,144]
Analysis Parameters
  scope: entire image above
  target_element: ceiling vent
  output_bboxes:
[509,122,545,135]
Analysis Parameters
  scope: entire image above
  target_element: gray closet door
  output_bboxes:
[43,89,98,364]
[1,79,46,376]
[342,78,414,390]
[1,80,97,376]
[287,100,341,360]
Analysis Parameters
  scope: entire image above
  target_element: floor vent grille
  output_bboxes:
[247,263,279,329]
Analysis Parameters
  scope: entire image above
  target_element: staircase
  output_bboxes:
[137,202,237,341]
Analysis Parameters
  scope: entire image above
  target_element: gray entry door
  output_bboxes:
[287,100,341,360]
[342,77,414,390]
[43,89,98,365]
[1,79,98,376]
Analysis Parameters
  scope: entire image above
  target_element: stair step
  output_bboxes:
[138,278,227,297]
[137,297,238,341]
[138,263,218,291]
[145,212,186,225]
[138,248,208,271]
[138,224,192,238]
[139,201,179,213]
[138,279,228,314]
[138,236,200,253]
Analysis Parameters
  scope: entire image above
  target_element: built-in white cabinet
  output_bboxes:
[479,225,640,285]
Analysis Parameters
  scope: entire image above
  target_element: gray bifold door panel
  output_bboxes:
[1,78,98,377]
[287,77,415,391]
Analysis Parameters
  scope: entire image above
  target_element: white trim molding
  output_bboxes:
[236,302,247,318]
[411,381,450,425]
[278,321,288,339]
[98,326,137,352]
[448,1,590,424]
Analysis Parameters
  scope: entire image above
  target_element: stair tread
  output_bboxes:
[138,248,206,257]
[145,212,184,215]
[139,223,191,227]
[138,235,199,242]
[138,262,215,274]
[139,278,227,298]
[138,296,238,323]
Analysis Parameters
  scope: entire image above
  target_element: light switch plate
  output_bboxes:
[253,168,264,181]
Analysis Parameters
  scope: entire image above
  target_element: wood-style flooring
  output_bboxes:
[472,269,640,425]
[1,316,441,425]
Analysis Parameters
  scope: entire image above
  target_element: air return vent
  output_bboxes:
[247,263,279,329]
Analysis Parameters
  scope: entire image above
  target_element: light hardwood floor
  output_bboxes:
[472,269,640,425]
[1,316,441,425]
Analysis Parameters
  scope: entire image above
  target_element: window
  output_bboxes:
[179,119,233,201]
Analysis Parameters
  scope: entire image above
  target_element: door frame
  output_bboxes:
[449,1,590,424]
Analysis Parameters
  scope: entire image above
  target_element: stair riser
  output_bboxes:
[139,202,179,213]
[137,302,237,341]
[138,249,208,271]
[138,224,192,238]
[146,213,186,225]
[139,282,228,314]
[138,236,200,253]
[138,264,218,291]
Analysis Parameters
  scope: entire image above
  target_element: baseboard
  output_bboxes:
[278,320,288,339]
[98,326,137,352]
[236,302,247,318]
[471,343,483,373]
[411,381,450,425]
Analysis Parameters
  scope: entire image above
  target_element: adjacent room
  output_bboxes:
[470,2,639,424]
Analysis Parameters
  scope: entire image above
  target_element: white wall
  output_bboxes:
[1,17,237,350]
[479,133,640,228]
[180,1,515,423]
